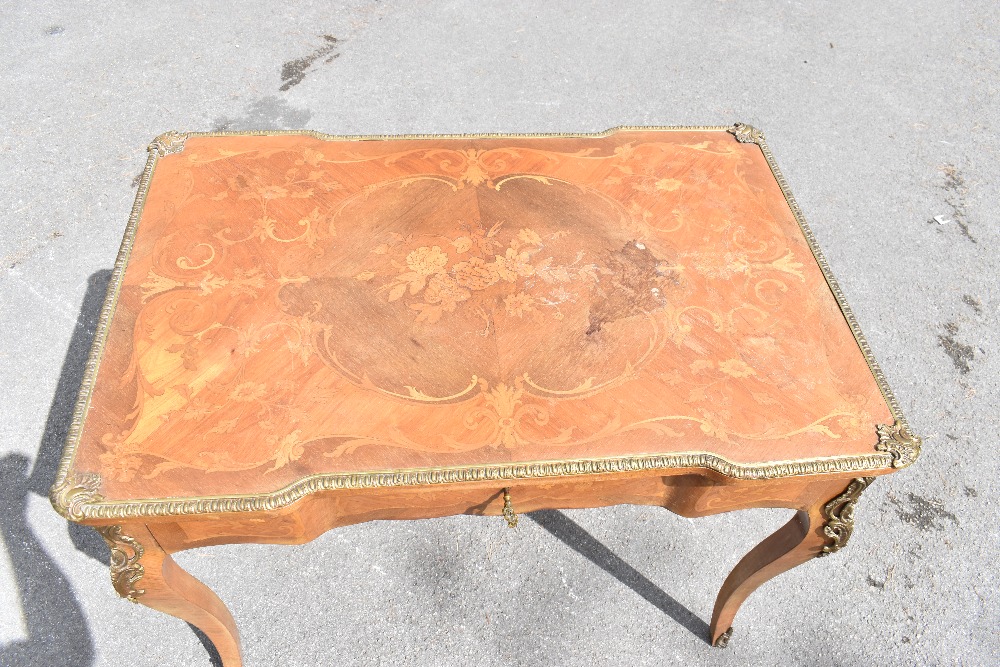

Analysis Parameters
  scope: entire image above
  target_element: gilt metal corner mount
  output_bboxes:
[97,525,146,603]
[876,421,921,469]
[50,472,104,522]
[149,131,188,157]
[819,476,875,556]
[728,123,765,145]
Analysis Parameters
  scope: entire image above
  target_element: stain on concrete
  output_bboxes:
[279,35,339,92]
[962,294,982,316]
[130,172,143,189]
[890,492,958,532]
[964,486,978,498]
[867,564,894,590]
[4,231,64,270]
[212,96,312,131]
[933,164,976,244]
[44,25,65,36]
[938,322,975,375]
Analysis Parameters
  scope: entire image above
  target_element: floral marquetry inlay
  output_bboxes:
[71,129,898,500]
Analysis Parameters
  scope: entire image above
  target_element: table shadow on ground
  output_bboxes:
[0,453,95,666]
[0,269,117,667]
[527,510,711,644]
[28,270,111,566]
[0,269,220,666]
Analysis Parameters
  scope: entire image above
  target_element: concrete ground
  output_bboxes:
[1,1,997,665]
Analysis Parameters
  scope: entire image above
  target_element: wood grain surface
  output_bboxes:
[70,129,892,503]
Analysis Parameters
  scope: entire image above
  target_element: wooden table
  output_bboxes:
[51,125,920,665]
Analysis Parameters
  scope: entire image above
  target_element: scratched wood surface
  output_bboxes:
[73,129,892,502]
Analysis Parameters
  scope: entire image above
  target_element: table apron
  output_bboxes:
[137,471,864,554]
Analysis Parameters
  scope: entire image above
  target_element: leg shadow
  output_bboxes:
[528,510,710,643]
[0,454,95,667]
[187,624,224,667]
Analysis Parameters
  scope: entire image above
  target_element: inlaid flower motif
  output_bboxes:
[547,286,574,304]
[480,381,525,448]
[459,149,489,186]
[259,185,288,200]
[717,358,756,378]
[424,273,471,311]
[267,430,304,472]
[494,247,535,282]
[182,397,214,420]
[367,223,612,325]
[230,382,267,402]
[516,228,543,246]
[406,245,449,276]
[453,257,500,290]
[769,250,805,280]
[230,267,266,296]
[141,270,184,302]
[166,339,202,371]
[452,236,473,253]
[296,148,324,166]
[198,273,228,295]
[100,452,142,483]
[251,216,278,242]
[687,251,751,279]
[726,254,751,275]
[504,292,535,317]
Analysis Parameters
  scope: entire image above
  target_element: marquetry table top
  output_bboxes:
[53,125,919,520]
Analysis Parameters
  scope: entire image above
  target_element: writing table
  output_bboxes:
[52,125,920,664]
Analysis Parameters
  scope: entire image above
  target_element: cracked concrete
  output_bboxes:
[1,1,998,666]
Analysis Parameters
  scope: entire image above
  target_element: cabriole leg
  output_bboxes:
[708,477,873,647]
[97,523,243,666]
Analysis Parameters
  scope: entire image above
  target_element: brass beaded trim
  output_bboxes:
[733,124,911,424]
[50,124,920,522]
[73,451,897,520]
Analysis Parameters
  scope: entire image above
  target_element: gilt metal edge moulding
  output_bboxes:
[54,452,896,521]
[49,124,921,522]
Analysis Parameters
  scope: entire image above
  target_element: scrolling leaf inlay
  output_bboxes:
[96,525,146,603]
